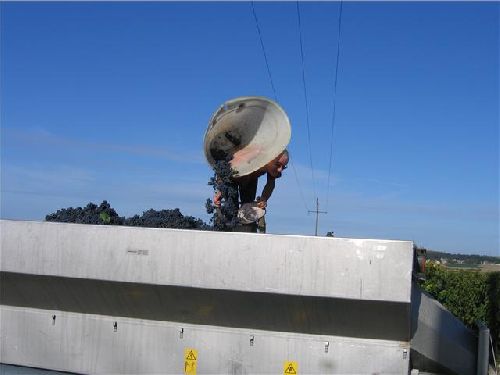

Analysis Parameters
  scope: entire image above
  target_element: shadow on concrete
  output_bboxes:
[1,271,410,342]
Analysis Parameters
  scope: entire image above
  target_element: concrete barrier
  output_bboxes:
[410,284,478,375]
[0,220,417,373]
[0,220,414,302]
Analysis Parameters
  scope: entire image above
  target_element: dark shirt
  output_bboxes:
[234,170,266,205]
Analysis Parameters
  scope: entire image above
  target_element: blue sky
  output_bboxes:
[1,1,498,256]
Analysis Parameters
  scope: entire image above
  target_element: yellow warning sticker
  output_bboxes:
[184,348,197,375]
[283,361,298,374]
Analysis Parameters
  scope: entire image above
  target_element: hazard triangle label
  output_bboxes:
[184,348,197,375]
[283,361,298,374]
[185,350,196,361]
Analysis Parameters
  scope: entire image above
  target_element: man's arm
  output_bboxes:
[257,174,276,208]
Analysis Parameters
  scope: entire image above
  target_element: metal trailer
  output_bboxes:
[0,220,479,374]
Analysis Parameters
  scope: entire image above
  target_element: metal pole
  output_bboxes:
[315,198,319,236]
[308,198,327,236]
[476,321,490,375]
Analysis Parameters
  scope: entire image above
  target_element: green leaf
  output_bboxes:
[100,212,111,224]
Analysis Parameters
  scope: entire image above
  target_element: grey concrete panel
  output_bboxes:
[0,220,418,373]
[0,220,414,303]
[409,349,456,375]
[0,364,72,375]
[410,284,477,375]
[1,272,411,341]
[1,306,411,374]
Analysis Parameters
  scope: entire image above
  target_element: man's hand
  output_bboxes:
[213,191,222,207]
[256,197,267,209]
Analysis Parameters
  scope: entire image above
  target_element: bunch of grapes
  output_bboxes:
[45,201,123,225]
[125,208,210,230]
[46,201,210,230]
[206,158,239,231]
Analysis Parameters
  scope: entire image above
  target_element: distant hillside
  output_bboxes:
[423,248,500,266]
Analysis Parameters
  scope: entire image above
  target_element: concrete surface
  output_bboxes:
[0,220,414,303]
[0,364,69,375]
[1,271,410,341]
[4,219,474,374]
[1,305,411,374]
[410,284,477,375]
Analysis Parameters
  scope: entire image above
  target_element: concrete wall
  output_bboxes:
[1,220,414,302]
[1,220,416,373]
[410,284,477,375]
[1,305,411,374]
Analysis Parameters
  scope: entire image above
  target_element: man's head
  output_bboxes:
[265,150,289,178]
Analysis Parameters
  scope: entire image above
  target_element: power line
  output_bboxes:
[296,1,317,203]
[289,157,310,212]
[325,0,344,212]
[251,1,278,102]
[250,1,309,212]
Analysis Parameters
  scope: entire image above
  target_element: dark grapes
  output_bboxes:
[46,201,210,230]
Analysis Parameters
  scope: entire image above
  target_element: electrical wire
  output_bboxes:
[289,157,310,212]
[296,1,317,203]
[325,0,344,212]
[251,1,278,102]
[250,1,310,212]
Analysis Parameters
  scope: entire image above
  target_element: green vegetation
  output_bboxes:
[421,261,500,362]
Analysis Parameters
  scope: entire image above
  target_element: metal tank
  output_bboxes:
[0,220,479,374]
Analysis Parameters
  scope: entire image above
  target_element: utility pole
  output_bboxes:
[308,197,327,236]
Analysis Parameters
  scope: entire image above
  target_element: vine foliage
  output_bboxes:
[421,262,500,360]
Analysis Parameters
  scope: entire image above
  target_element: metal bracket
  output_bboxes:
[324,341,330,353]
[250,335,255,346]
